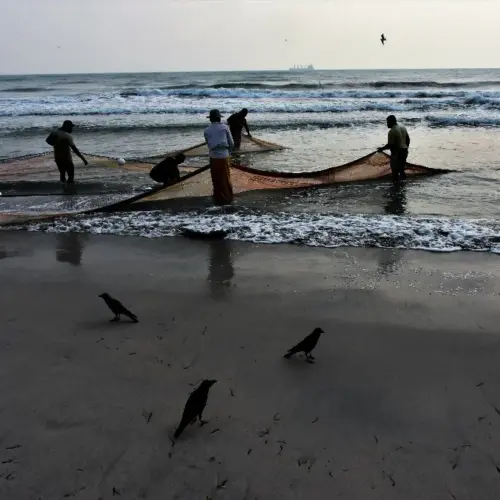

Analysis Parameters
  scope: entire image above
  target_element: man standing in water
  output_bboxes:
[46,120,88,183]
[204,109,234,205]
[378,115,410,182]
[227,108,251,150]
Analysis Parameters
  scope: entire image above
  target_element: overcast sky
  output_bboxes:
[1,0,498,74]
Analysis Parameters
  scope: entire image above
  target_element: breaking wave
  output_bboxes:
[3,114,500,137]
[1,97,499,118]
[120,87,500,100]
[133,80,500,91]
[10,210,500,253]
[426,115,500,127]
[2,86,55,93]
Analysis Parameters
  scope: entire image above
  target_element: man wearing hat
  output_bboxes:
[204,109,234,205]
[45,120,88,183]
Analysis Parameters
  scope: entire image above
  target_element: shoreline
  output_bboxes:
[7,208,500,254]
[1,232,500,498]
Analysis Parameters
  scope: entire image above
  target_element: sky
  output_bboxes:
[0,0,499,74]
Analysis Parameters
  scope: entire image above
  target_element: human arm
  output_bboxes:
[244,119,251,137]
[70,144,88,165]
[67,134,89,165]
[406,132,410,147]
[226,126,234,151]
[377,129,394,152]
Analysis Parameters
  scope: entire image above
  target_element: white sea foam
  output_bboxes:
[9,210,500,254]
[1,90,500,118]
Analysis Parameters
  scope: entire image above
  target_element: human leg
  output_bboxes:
[231,128,242,149]
[66,162,75,183]
[398,149,408,180]
[55,159,66,183]
[210,158,233,205]
[390,157,399,182]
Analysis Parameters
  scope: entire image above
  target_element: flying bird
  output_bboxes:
[174,380,217,439]
[98,293,139,323]
[380,34,386,45]
[284,327,324,362]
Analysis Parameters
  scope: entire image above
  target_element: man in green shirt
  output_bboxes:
[378,115,410,182]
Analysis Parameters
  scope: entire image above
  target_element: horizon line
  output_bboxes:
[1,67,499,77]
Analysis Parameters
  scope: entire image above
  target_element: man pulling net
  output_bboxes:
[227,108,251,150]
[45,120,88,184]
[378,115,411,183]
[149,153,186,185]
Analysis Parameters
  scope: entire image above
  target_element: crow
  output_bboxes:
[174,380,217,439]
[284,327,324,362]
[381,34,386,45]
[98,293,138,323]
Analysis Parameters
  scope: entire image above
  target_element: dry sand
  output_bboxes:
[1,231,500,499]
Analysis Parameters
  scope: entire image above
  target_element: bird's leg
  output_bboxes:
[308,353,316,360]
[199,413,208,426]
[110,314,120,322]
[305,353,315,364]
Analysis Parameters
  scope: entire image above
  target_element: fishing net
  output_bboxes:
[168,135,286,157]
[0,150,450,226]
[132,152,449,205]
[0,153,153,182]
[0,153,156,225]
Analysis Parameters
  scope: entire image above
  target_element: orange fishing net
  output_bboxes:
[133,151,447,205]
[0,149,449,225]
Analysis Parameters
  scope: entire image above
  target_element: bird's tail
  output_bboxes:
[124,309,139,323]
[283,351,293,359]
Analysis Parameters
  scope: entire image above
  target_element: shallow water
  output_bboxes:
[1,69,500,252]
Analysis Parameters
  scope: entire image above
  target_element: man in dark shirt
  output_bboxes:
[149,153,186,184]
[45,120,88,183]
[227,108,251,149]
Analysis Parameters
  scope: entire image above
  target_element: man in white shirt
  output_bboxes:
[204,109,234,205]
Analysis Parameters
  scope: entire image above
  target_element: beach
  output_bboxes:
[1,231,500,499]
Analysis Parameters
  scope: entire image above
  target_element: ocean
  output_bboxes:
[1,68,500,252]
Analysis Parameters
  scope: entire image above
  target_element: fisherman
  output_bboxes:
[377,115,410,182]
[204,109,234,205]
[45,120,88,184]
[149,153,186,185]
[227,108,251,150]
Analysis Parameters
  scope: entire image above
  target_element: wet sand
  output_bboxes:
[1,232,500,499]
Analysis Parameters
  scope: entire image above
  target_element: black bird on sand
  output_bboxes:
[381,34,386,45]
[98,293,139,323]
[284,327,324,362]
[174,379,217,439]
